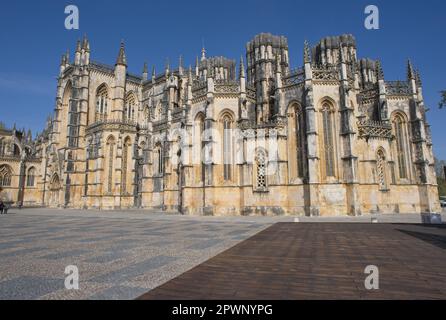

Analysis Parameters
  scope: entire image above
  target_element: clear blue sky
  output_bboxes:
[0,0,445,158]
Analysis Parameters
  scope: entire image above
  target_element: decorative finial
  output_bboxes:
[143,62,148,74]
[82,34,89,51]
[165,58,170,75]
[179,55,184,75]
[304,40,311,64]
[415,69,422,87]
[375,60,384,80]
[201,41,206,61]
[76,39,81,53]
[407,59,415,80]
[116,40,127,66]
[239,55,245,78]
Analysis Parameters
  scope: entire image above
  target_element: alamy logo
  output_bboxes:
[64,265,79,290]
[364,5,379,30]
[65,5,79,30]
[364,265,379,290]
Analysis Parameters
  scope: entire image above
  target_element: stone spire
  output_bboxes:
[60,54,66,66]
[152,65,156,83]
[75,39,82,65]
[76,39,82,53]
[375,60,384,80]
[239,55,245,79]
[201,46,206,61]
[407,59,415,80]
[82,35,90,52]
[116,40,127,66]
[65,50,70,65]
[415,69,422,87]
[165,58,170,76]
[179,55,184,76]
[188,65,193,82]
[304,40,311,64]
[142,62,148,81]
[195,56,199,77]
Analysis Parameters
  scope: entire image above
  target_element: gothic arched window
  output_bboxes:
[194,113,205,183]
[322,103,335,177]
[95,84,109,121]
[222,114,233,181]
[393,114,409,179]
[154,142,164,175]
[376,149,387,190]
[124,93,136,121]
[106,136,115,193]
[121,137,131,193]
[0,165,12,187]
[295,105,305,178]
[26,167,36,187]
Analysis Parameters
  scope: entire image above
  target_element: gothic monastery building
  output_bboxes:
[0,33,440,216]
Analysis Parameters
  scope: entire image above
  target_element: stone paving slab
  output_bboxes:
[0,209,271,300]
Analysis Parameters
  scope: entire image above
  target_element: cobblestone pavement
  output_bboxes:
[0,208,444,300]
[0,209,279,300]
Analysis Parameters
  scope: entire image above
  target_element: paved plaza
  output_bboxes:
[0,208,445,300]
[0,208,277,300]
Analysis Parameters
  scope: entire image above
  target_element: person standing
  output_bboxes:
[0,200,4,214]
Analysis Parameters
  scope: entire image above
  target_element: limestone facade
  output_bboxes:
[1,33,440,216]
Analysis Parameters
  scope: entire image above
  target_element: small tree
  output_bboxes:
[440,90,446,109]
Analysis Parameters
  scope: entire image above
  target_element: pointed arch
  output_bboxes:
[219,110,235,182]
[49,173,61,190]
[62,81,73,106]
[121,136,132,193]
[106,135,116,193]
[320,100,336,178]
[154,141,164,175]
[392,111,410,180]
[124,92,137,121]
[95,83,109,121]
[194,112,205,183]
[26,166,36,187]
[287,102,306,179]
[60,81,73,142]
[0,164,13,187]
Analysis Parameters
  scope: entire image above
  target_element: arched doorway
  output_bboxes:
[49,173,61,206]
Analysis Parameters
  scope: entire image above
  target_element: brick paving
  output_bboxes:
[139,223,446,300]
